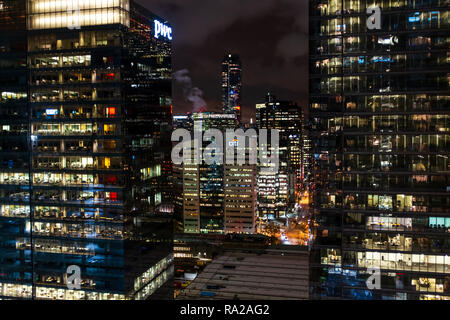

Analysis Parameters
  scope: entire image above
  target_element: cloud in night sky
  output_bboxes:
[173,69,208,113]
[277,33,308,60]
[138,0,308,120]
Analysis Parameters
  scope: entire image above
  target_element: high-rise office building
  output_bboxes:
[298,112,312,209]
[173,114,193,131]
[0,0,30,299]
[256,94,302,219]
[0,0,174,300]
[300,112,312,192]
[174,112,236,234]
[222,54,242,120]
[224,157,257,234]
[309,0,449,300]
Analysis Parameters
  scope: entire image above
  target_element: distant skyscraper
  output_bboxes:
[173,112,257,234]
[256,94,302,219]
[222,54,242,120]
[300,112,311,192]
[173,114,193,131]
[309,0,450,300]
[174,113,235,234]
[0,0,174,300]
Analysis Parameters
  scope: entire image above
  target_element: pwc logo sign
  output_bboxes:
[154,20,173,41]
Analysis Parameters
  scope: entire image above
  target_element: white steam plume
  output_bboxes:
[173,69,207,113]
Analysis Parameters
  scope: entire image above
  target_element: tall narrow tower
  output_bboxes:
[222,54,242,121]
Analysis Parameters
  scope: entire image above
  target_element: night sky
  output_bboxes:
[139,0,308,121]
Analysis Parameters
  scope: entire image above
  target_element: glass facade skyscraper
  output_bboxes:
[0,0,173,300]
[309,0,449,299]
[256,94,302,219]
[222,54,242,121]
[173,112,239,234]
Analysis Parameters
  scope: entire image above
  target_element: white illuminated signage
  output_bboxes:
[378,36,398,45]
[154,20,172,40]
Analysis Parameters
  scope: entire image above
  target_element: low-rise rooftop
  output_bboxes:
[177,249,309,300]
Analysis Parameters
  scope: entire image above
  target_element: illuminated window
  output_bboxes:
[109,192,117,201]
